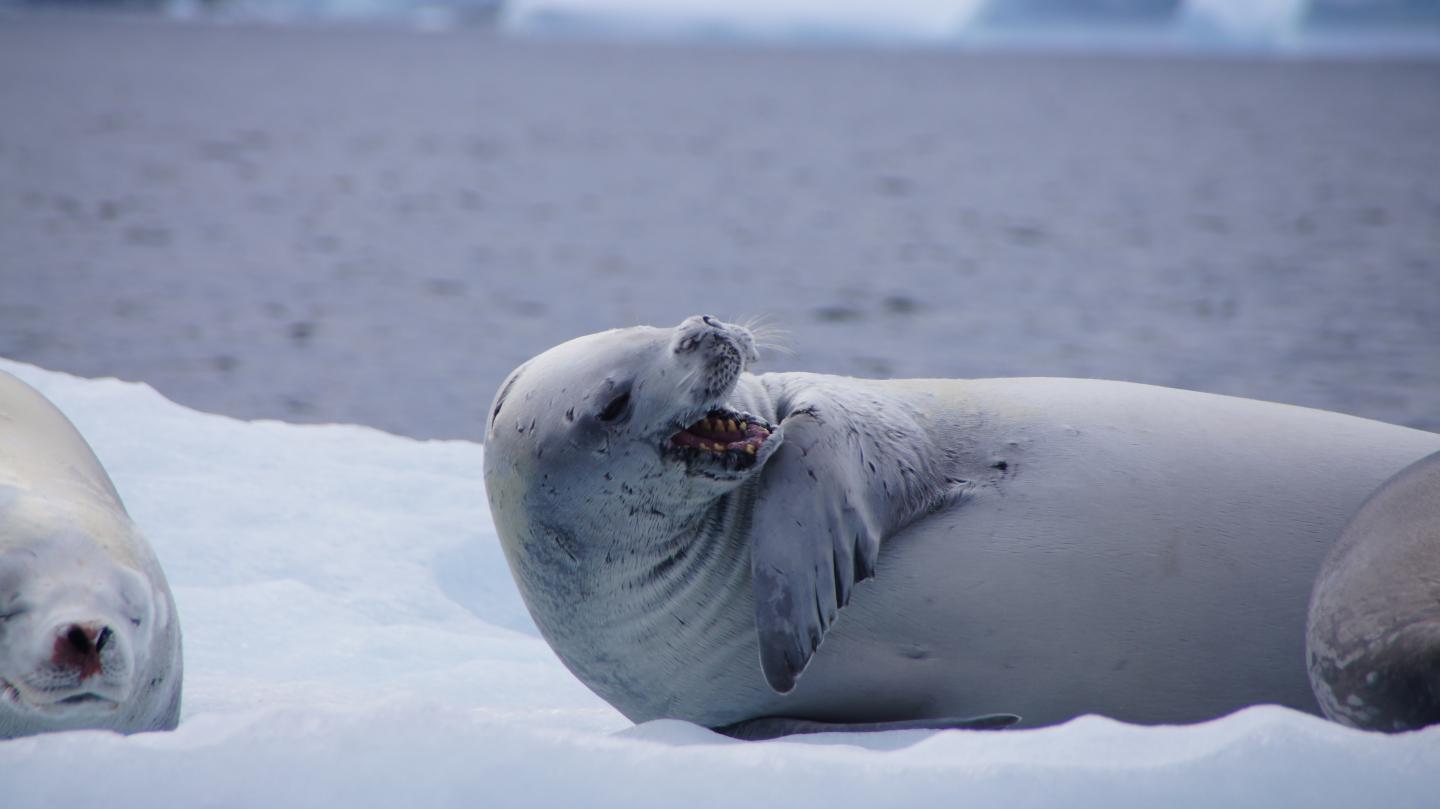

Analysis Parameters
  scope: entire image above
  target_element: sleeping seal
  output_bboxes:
[483,316,1440,737]
[1,370,182,738]
[1308,449,1440,732]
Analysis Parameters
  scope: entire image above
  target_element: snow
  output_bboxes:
[2,357,1438,807]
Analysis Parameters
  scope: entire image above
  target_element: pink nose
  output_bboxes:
[51,623,111,680]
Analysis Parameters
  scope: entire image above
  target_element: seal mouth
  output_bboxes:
[666,407,775,477]
[51,692,120,710]
[0,676,122,715]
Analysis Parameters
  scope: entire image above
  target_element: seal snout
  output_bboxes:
[671,315,759,367]
[0,615,133,714]
[51,622,111,681]
[660,316,775,480]
[41,615,134,701]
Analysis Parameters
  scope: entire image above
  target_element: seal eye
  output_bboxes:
[598,391,631,423]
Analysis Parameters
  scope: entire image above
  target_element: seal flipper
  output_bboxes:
[715,714,1021,741]
[749,391,949,694]
[749,407,884,693]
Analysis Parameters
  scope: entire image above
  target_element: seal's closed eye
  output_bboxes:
[598,391,631,422]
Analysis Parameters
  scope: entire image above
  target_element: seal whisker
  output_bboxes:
[739,315,793,358]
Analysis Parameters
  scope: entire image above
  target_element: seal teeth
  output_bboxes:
[667,407,777,468]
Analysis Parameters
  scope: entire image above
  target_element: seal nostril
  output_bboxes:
[702,315,718,327]
[55,624,105,679]
[66,625,93,655]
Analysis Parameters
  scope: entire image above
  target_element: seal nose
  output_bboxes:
[701,315,719,327]
[52,622,110,680]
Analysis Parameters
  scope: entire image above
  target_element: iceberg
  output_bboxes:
[502,0,989,44]
[502,0,1440,55]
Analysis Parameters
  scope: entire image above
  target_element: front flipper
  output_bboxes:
[749,396,945,693]
[750,408,882,693]
[715,714,1021,741]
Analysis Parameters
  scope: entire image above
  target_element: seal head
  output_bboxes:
[0,533,167,729]
[487,316,809,719]
[484,315,782,551]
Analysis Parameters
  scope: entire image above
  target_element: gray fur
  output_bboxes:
[484,317,1440,731]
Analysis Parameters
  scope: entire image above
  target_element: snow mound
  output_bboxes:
[1,358,1437,808]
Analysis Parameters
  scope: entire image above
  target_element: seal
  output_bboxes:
[1,369,182,739]
[483,316,1440,735]
[1307,449,1440,732]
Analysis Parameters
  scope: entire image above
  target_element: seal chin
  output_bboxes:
[39,692,123,716]
[665,407,778,481]
[1,676,124,716]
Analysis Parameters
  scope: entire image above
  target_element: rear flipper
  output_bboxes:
[715,713,1020,741]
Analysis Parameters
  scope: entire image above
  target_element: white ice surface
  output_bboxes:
[1,358,1437,808]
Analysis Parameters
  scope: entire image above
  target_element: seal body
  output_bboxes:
[0,370,182,738]
[1307,450,1440,732]
[484,318,1440,730]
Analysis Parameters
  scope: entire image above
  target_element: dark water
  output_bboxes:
[1,16,1438,440]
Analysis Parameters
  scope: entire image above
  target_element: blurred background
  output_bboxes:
[1,0,1437,441]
